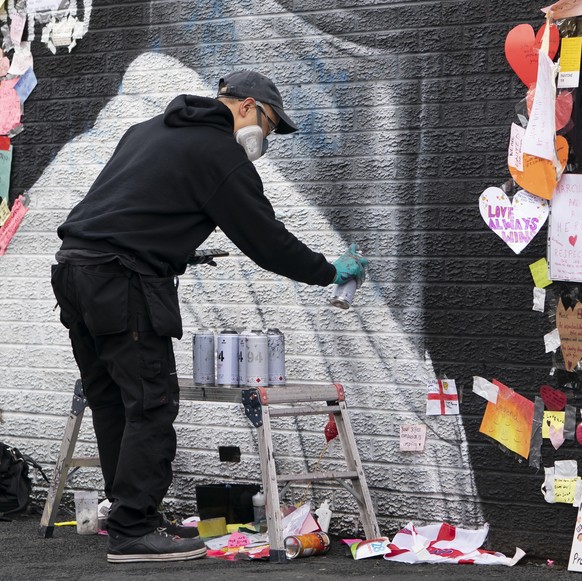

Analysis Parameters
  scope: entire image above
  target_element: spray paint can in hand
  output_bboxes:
[329,279,358,309]
[245,329,268,387]
[267,328,286,386]
[216,329,239,387]
[192,329,215,386]
[284,532,331,558]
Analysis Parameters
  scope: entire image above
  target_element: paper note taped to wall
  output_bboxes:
[548,174,582,282]
[542,459,579,504]
[426,379,459,415]
[479,379,534,459]
[543,411,566,438]
[472,376,499,403]
[400,424,427,452]
[529,258,552,288]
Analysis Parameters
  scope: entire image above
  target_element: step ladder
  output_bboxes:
[39,379,100,538]
[240,382,381,562]
[39,379,381,563]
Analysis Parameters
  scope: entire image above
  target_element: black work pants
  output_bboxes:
[51,261,181,537]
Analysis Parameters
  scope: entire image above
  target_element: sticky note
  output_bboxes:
[555,478,579,504]
[542,411,565,438]
[529,258,552,288]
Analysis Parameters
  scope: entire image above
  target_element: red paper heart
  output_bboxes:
[570,235,578,247]
[577,423,582,445]
[505,23,560,87]
[526,89,573,131]
[540,385,567,411]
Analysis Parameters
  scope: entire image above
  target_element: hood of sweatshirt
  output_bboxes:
[163,94,234,131]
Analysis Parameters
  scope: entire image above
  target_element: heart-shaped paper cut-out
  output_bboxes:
[509,135,568,199]
[576,422,582,445]
[479,187,549,254]
[556,299,582,371]
[527,89,573,132]
[570,235,578,246]
[505,23,560,87]
[540,384,567,411]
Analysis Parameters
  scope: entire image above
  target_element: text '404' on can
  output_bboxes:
[192,330,215,386]
[267,328,285,385]
[329,279,357,309]
[284,532,331,559]
[216,329,239,387]
[245,330,268,387]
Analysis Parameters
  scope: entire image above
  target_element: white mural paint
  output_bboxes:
[0,1,484,534]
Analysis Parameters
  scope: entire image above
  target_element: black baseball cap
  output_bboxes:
[217,70,298,134]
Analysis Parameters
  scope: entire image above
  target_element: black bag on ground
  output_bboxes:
[0,442,49,519]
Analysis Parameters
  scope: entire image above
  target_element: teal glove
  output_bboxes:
[332,243,369,288]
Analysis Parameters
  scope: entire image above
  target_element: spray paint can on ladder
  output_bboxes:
[216,329,239,387]
[245,329,268,387]
[192,329,215,386]
[238,329,250,386]
[267,328,285,386]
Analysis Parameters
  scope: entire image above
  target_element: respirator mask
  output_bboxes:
[235,125,268,162]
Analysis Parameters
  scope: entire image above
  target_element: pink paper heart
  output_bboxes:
[570,235,578,247]
[527,89,573,131]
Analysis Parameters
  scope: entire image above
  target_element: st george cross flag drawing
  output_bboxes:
[383,522,525,566]
[426,379,459,415]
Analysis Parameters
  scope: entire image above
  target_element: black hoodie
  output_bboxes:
[57,95,336,285]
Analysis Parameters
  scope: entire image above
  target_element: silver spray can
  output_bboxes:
[267,328,286,386]
[217,329,239,387]
[329,279,358,309]
[245,330,269,387]
[238,329,249,386]
[193,329,215,385]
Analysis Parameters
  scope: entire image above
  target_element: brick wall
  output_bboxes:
[0,0,574,559]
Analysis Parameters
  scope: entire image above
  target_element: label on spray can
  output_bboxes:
[267,328,286,386]
[217,329,239,387]
[192,330,215,386]
[284,532,331,559]
[329,279,357,309]
[245,330,268,387]
[238,330,249,386]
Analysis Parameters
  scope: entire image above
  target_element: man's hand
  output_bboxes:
[332,243,368,288]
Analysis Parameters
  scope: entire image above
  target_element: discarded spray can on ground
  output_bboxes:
[329,278,358,309]
[284,532,331,559]
[216,329,239,387]
[267,328,286,386]
[245,329,269,387]
[193,329,215,385]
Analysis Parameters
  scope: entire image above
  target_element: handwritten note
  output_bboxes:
[557,299,582,371]
[400,424,427,452]
[556,478,579,503]
[543,0,582,20]
[548,174,582,282]
[508,123,525,171]
[426,379,459,415]
[9,12,26,45]
[542,411,566,438]
[522,52,557,162]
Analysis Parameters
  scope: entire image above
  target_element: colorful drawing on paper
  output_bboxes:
[479,379,534,459]
[426,379,459,415]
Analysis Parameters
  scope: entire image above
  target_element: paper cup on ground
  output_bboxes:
[74,490,99,535]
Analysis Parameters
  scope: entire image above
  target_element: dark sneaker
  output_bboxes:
[107,528,207,563]
[160,516,200,539]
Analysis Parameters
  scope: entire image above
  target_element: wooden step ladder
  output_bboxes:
[39,379,381,563]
